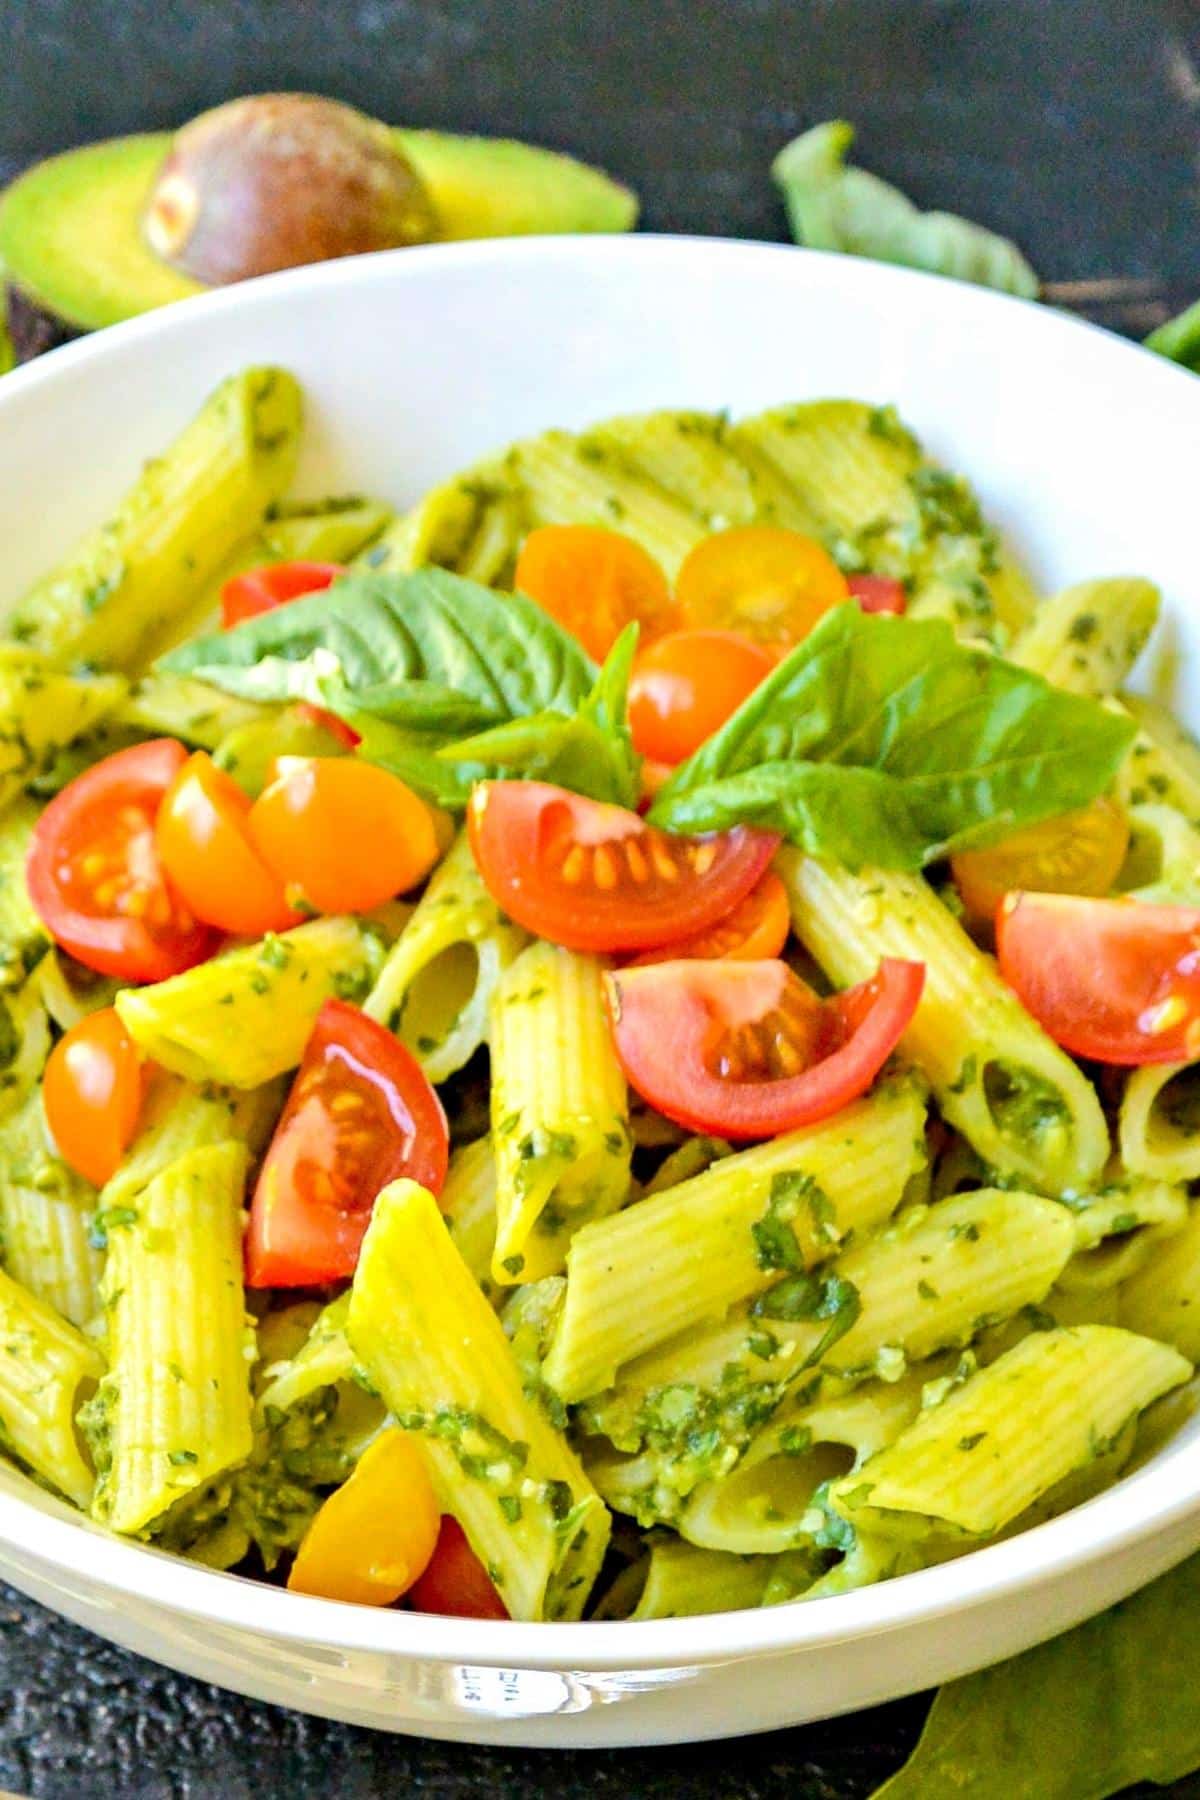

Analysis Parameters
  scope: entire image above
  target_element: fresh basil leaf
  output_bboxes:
[159,567,597,723]
[649,604,1135,869]
[871,1550,1200,1800]
[773,121,1040,299]
[1145,296,1200,374]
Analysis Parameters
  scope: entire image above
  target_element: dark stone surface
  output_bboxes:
[0,0,1198,1794]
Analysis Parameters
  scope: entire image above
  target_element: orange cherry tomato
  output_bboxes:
[950,797,1129,931]
[627,629,775,764]
[408,1516,509,1620]
[247,758,439,915]
[513,525,675,661]
[220,561,344,628]
[629,870,791,965]
[675,526,849,649]
[155,751,301,936]
[288,1430,441,1606]
[43,1008,144,1188]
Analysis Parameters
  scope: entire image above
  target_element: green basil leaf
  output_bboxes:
[649,604,1135,869]
[159,567,597,722]
[773,121,1040,299]
[1145,296,1200,374]
[871,1550,1200,1800]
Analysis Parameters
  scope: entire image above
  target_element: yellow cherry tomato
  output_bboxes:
[675,525,849,649]
[951,796,1130,930]
[287,1429,440,1606]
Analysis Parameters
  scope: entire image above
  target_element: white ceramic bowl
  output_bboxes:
[1,237,1199,1747]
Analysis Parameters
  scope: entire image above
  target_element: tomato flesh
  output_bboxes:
[997,892,1200,1065]
[155,751,302,936]
[26,739,217,983]
[605,957,924,1138]
[43,1007,144,1189]
[951,797,1129,931]
[675,526,849,649]
[408,1517,508,1620]
[847,573,907,615]
[245,999,449,1287]
[627,629,775,764]
[288,1430,440,1606]
[221,561,343,628]
[513,525,675,661]
[629,870,791,965]
[468,781,779,954]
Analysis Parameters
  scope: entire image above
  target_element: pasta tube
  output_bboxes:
[0,1090,102,1328]
[1010,577,1159,696]
[0,1266,102,1505]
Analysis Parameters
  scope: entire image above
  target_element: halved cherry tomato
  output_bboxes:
[293,700,360,751]
[248,758,439,915]
[951,797,1129,931]
[675,526,849,649]
[26,739,217,983]
[513,525,675,661]
[629,870,791,966]
[627,629,775,764]
[288,1430,440,1606]
[155,751,301,936]
[468,781,779,954]
[847,573,907,615]
[605,957,925,1138]
[245,999,449,1286]
[996,893,1200,1065]
[408,1516,508,1620]
[220,561,343,628]
[43,1007,144,1189]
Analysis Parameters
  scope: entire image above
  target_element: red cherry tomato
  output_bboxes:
[26,739,217,983]
[627,629,775,764]
[605,956,925,1138]
[43,1008,144,1189]
[468,781,779,954]
[628,870,791,965]
[996,892,1200,1065]
[245,999,449,1287]
[407,1517,508,1620]
[293,701,360,751]
[155,751,301,936]
[220,561,344,628]
[847,574,907,615]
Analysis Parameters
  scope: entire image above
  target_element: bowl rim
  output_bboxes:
[3,231,1199,1671]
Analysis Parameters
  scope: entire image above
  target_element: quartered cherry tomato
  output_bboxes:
[288,1430,440,1606]
[950,797,1129,931]
[468,781,779,954]
[155,751,301,936]
[847,573,907,615]
[245,999,449,1287]
[220,561,344,628]
[408,1516,508,1620]
[997,893,1200,1065]
[675,526,849,649]
[248,757,439,915]
[43,1007,144,1189]
[627,629,775,764]
[513,525,675,661]
[605,956,924,1138]
[26,739,217,983]
[629,870,791,966]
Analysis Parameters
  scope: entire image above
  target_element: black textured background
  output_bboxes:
[0,1,1198,1794]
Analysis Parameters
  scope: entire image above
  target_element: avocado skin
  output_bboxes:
[0,124,639,360]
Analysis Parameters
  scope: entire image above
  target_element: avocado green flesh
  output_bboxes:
[0,127,639,334]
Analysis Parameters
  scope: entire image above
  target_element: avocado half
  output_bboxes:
[0,126,638,347]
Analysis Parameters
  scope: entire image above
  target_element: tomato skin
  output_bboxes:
[675,526,849,649]
[605,957,924,1138]
[629,870,791,965]
[220,561,343,628]
[293,701,361,750]
[288,1430,440,1606]
[245,999,449,1287]
[248,758,439,915]
[997,893,1200,1065]
[43,1008,144,1188]
[468,780,780,954]
[155,751,302,936]
[627,630,775,764]
[847,573,907,615]
[951,798,1129,931]
[27,739,217,983]
[408,1517,508,1620]
[513,525,675,661]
